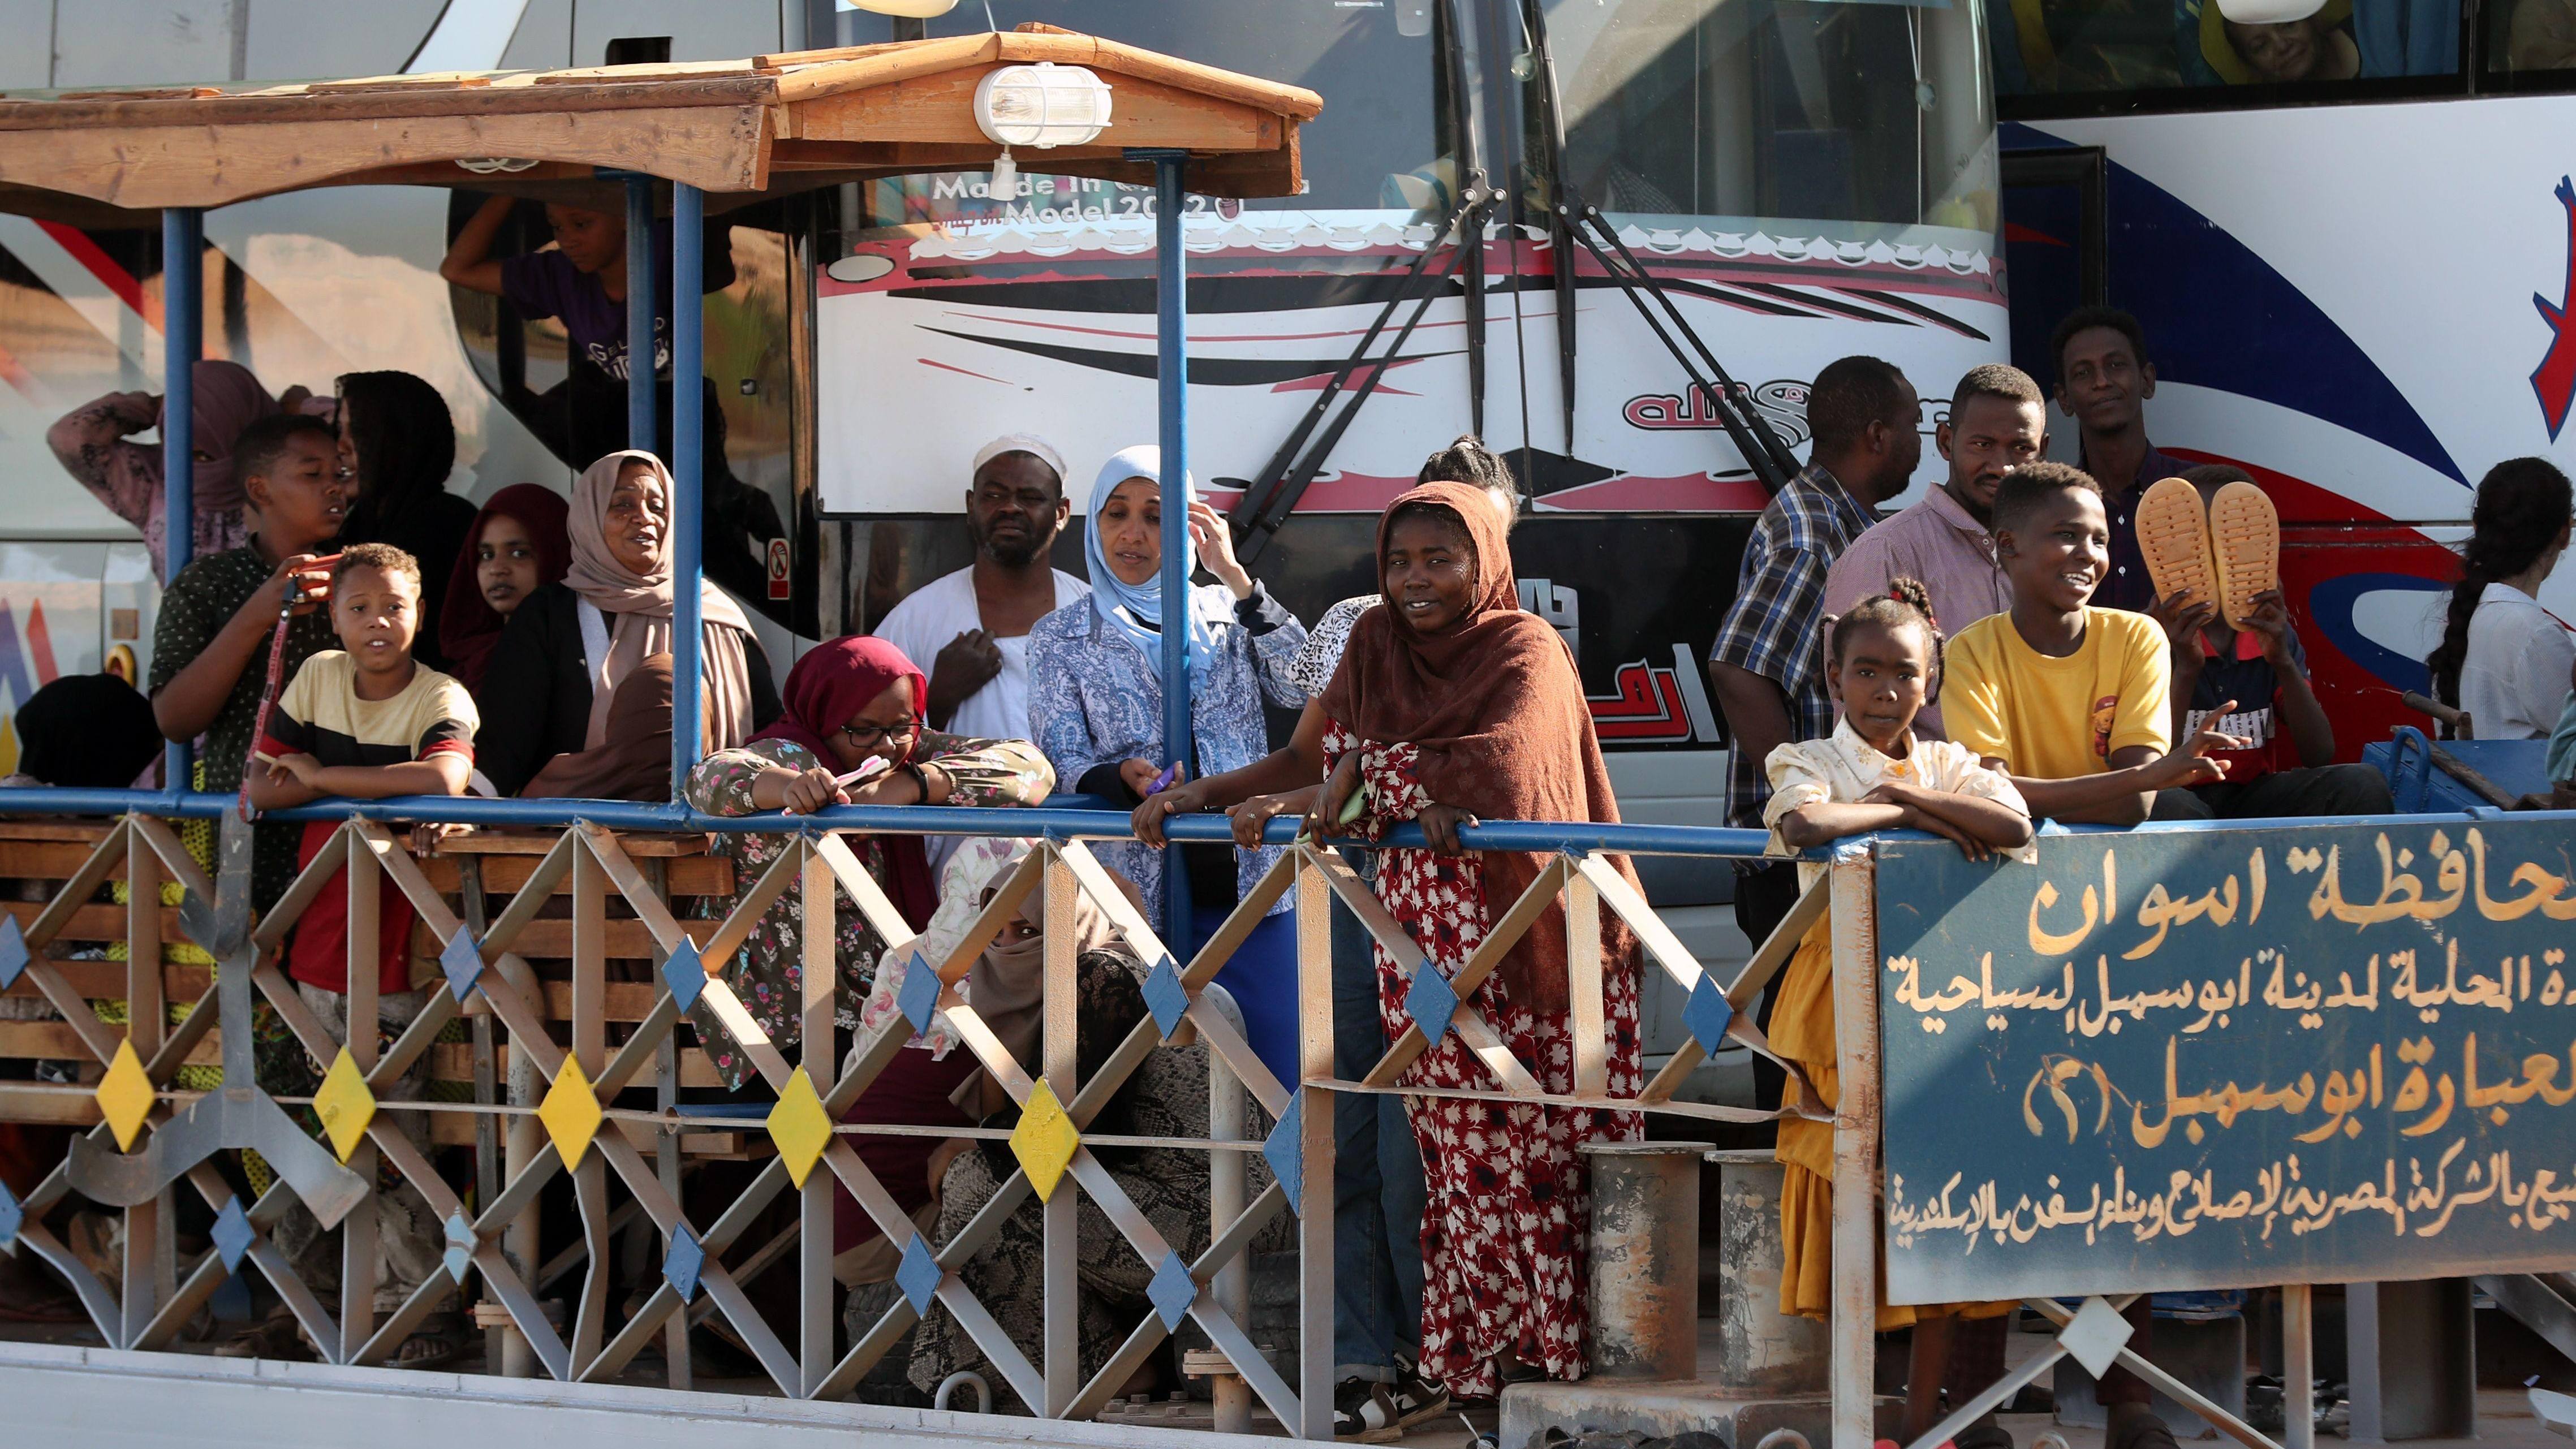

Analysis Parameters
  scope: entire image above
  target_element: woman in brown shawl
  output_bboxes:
[1312,480,1644,1400]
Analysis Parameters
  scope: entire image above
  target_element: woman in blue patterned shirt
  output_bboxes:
[1026,444,1309,1086]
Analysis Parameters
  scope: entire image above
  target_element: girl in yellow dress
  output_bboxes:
[1763,579,2035,1446]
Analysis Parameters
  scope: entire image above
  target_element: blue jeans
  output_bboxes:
[1329,887,1425,1380]
[1194,902,1302,1093]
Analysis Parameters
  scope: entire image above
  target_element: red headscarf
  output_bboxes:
[1318,481,1639,1014]
[752,635,938,929]
[441,484,572,692]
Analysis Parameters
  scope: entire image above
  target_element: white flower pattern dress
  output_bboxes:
[1323,723,1644,1399]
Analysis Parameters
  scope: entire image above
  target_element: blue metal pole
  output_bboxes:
[624,175,656,452]
[670,182,705,803]
[1152,153,1192,955]
[161,208,201,790]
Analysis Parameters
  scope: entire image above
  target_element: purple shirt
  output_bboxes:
[1821,485,2013,738]
[2082,442,2191,614]
[499,219,677,383]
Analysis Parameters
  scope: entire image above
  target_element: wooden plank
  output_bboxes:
[435,830,712,857]
[533,61,776,85]
[2,901,183,941]
[424,1041,723,1089]
[3,961,209,1003]
[0,821,120,844]
[0,104,770,212]
[0,1020,218,1066]
[415,851,730,896]
[306,72,494,93]
[0,74,781,131]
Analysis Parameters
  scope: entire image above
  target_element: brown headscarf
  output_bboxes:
[522,654,683,801]
[954,849,1139,1119]
[566,450,758,752]
[1317,481,1639,1015]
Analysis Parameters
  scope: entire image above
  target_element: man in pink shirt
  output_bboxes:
[1823,364,2044,731]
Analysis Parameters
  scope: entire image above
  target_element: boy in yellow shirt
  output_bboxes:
[1939,460,2242,1449]
[1944,461,2240,824]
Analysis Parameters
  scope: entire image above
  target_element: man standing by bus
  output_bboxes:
[2053,307,2186,614]
[1709,356,1921,1107]
[1823,363,2043,734]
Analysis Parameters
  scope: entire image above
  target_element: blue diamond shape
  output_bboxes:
[1141,956,1189,1041]
[0,1181,18,1251]
[1148,1251,1197,1331]
[1406,963,1460,1043]
[440,929,484,1004]
[443,1210,475,1286]
[1683,974,1735,1055]
[661,936,708,1014]
[0,915,28,992]
[663,1223,705,1302]
[896,1231,941,1316]
[210,1195,253,1275]
[896,950,941,1035]
[1263,1089,1305,1216]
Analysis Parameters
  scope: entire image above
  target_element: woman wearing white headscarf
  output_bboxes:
[476,449,779,795]
[1024,445,1308,1088]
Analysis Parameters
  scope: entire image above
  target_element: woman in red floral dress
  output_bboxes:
[1311,480,1645,1400]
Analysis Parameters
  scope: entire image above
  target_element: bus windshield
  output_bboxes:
[858,1,1450,233]
[1533,0,1999,244]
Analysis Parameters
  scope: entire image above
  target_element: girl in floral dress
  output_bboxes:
[1309,480,1645,1400]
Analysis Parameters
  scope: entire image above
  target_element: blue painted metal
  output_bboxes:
[670,181,707,800]
[0,913,27,991]
[1147,1250,1197,1331]
[660,934,709,1013]
[1141,955,1189,1041]
[1149,149,1192,956]
[442,1210,475,1285]
[624,175,655,450]
[0,1179,17,1250]
[663,1222,705,1302]
[1405,961,1460,1042]
[896,948,940,1034]
[210,1195,252,1275]
[1262,1089,1304,1215]
[161,207,202,790]
[1681,974,1734,1055]
[438,928,484,1004]
[895,1231,941,1314]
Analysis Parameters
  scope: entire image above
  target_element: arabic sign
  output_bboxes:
[1873,817,2576,1304]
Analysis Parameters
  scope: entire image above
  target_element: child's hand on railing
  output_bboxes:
[260,751,322,788]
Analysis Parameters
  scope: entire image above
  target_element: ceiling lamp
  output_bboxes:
[972,62,1114,197]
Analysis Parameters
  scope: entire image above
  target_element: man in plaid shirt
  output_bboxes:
[1708,355,1923,1106]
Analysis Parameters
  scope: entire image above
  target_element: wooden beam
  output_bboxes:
[0,105,770,210]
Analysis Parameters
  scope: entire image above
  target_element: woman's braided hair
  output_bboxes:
[1830,576,1945,698]
[2426,457,2573,710]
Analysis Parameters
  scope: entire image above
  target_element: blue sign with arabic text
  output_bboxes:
[1875,817,2576,1304]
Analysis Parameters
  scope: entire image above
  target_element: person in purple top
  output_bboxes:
[2052,307,2189,614]
[442,193,716,383]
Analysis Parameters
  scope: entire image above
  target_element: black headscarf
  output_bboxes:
[337,370,476,667]
[15,675,163,788]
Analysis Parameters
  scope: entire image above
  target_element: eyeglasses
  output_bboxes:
[838,719,923,750]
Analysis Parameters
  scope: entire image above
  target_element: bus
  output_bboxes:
[1993,0,2576,748]
[0,0,2005,1012]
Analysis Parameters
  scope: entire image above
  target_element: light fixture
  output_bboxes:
[839,1,958,16]
[972,62,1113,150]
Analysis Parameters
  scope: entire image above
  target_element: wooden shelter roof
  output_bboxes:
[0,25,1320,225]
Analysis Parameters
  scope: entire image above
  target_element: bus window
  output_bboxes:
[856,1,1452,234]
[1531,0,1999,241]
[1991,0,2460,101]
[2490,0,2576,79]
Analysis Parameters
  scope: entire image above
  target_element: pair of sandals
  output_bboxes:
[2135,476,2281,628]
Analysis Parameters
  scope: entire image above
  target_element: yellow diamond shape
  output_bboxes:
[313,1047,377,1163]
[95,1038,155,1153]
[539,1054,605,1171]
[1009,1079,1081,1203]
[766,1071,833,1190]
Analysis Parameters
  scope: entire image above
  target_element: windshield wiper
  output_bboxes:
[1556,188,1803,493]
[1230,191,1493,563]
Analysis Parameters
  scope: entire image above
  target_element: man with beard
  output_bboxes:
[1824,364,2043,732]
[873,435,1086,741]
